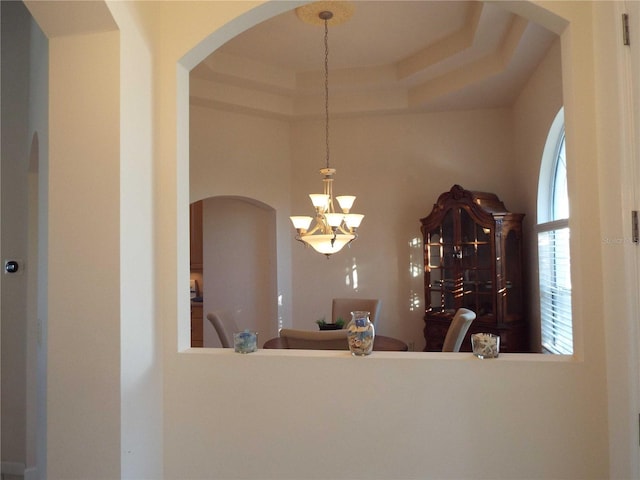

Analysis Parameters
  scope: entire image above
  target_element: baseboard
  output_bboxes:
[0,461,25,475]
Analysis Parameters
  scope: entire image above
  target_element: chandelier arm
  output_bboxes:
[306,213,333,235]
[306,223,323,236]
[335,225,351,235]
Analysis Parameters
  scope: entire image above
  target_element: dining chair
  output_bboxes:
[206,311,240,348]
[441,308,476,352]
[278,328,349,350]
[331,298,382,328]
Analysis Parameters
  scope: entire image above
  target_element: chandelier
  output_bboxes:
[290,3,363,257]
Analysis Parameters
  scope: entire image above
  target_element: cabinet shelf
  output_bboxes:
[431,280,514,289]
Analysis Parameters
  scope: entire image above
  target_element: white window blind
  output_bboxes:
[538,222,573,354]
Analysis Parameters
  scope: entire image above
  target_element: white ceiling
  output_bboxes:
[190,1,558,119]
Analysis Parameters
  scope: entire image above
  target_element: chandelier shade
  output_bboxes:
[303,234,355,256]
[336,195,355,211]
[290,216,313,231]
[290,4,363,257]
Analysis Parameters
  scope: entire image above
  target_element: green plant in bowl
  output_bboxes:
[316,317,345,330]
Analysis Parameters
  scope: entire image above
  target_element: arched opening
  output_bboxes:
[185,2,565,350]
[193,196,278,347]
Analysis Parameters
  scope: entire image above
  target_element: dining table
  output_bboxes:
[263,334,409,351]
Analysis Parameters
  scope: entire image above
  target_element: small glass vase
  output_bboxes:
[347,311,375,356]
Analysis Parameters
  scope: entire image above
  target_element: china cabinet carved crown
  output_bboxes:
[421,185,528,352]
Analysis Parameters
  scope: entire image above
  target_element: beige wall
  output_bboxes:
[513,38,564,349]
[592,1,640,474]
[190,104,294,336]
[48,30,121,478]
[108,1,164,477]
[168,1,610,478]
[290,110,517,348]
[191,98,524,351]
[28,12,49,480]
[7,1,637,479]
[1,0,31,468]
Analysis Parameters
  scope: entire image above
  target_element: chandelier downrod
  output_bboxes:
[322,11,332,170]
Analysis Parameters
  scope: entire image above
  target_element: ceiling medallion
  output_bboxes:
[296,1,354,26]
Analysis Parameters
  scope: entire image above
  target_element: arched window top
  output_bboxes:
[551,133,568,221]
[538,108,567,225]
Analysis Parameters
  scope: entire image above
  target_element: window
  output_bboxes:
[537,108,573,354]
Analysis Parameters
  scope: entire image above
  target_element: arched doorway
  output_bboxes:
[198,196,277,347]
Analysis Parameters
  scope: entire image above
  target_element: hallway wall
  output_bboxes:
[1,0,32,469]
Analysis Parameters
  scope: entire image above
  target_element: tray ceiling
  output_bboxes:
[190,1,558,119]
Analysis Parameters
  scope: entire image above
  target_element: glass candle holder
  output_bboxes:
[234,330,257,353]
[471,333,500,359]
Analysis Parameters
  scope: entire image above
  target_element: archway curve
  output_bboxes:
[193,193,276,214]
[178,1,306,70]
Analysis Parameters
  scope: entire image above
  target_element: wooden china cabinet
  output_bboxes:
[421,185,528,352]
